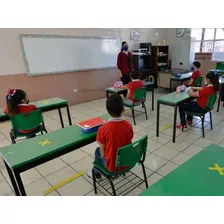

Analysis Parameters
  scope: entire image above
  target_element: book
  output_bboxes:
[76,117,107,130]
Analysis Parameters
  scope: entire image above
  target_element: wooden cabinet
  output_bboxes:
[152,46,169,71]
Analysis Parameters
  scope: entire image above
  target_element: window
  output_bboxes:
[191,28,224,61]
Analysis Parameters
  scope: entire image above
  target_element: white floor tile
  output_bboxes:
[45,191,60,196]
[153,145,179,160]
[165,139,191,151]
[45,166,78,186]
[144,154,167,171]
[139,173,163,190]
[146,139,163,154]
[150,133,172,144]
[172,152,193,165]
[125,187,144,196]
[194,138,218,148]
[60,150,89,165]
[57,176,93,196]
[85,190,105,196]
[70,156,94,173]
[177,132,200,143]
[25,178,52,196]
[36,158,67,177]
[157,162,178,176]
[183,144,204,155]
[0,179,12,196]
[21,168,42,186]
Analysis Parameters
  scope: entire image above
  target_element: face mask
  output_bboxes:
[123,46,128,51]
[204,80,208,85]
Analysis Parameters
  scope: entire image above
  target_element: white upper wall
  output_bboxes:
[0,28,167,76]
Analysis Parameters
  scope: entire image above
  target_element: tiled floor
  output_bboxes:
[1,89,224,196]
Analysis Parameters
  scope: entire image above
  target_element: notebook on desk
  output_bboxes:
[76,117,107,131]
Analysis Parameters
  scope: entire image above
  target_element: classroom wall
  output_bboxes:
[0,28,166,107]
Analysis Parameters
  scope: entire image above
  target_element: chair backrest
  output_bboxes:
[206,94,217,110]
[133,87,147,101]
[10,109,44,131]
[216,62,224,71]
[115,135,148,171]
[194,76,203,87]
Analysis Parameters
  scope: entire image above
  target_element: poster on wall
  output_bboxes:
[130,30,140,41]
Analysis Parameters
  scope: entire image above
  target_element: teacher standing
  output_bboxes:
[117,41,134,85]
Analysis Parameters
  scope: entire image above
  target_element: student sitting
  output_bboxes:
[123,70,144,105]
[177,71,219,129]
[87,94,134,180]
[4,89,37,136]
[188,61,202,86]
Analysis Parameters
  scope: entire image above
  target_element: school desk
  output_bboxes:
[139,144,224,196]
[0,114,108,196]
[105,81,155,110]
[209,69,224,75]
[156,89,192,143]
[216,76,224,112]
[169,72,192,93]
[0,97,72,128]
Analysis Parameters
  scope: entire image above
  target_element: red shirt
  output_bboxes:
[96,117,133,172]
[117,51,134,75]
[128,80,144,101]
[191,70,202,86]
[4,104,37,133]
[197,85,216,108]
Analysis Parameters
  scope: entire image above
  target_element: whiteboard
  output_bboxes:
[20,34,121,76]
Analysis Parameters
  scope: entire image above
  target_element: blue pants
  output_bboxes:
[179,102,207,125]
[94,147,106,175]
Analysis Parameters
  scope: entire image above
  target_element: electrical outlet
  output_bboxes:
[73,89,78,92]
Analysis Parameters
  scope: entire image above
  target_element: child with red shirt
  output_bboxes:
[123,70,144,105]
[177,71,219,129]
[4,89,37,135]
[87,94,133,180]
[188,61,202,86]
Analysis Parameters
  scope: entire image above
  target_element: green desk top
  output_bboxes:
[140,144,224,196]
[170,72,192,80]
[0,97,68,120]
[209,69,224,74]
[157,88,191,105]
[0,114,109,169]
[106,82,154,93]
[32,97,68,109]
[105,87,127,93]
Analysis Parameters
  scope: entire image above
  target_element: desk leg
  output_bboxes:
[152,87,154,111]
[217,89,222,112]
[66,105,72,126]
[172,106,177,143]
[4,161,20,196]
[58,108,64,128]
[156,102,160,137]
[169,80,172,93]
[14,170,27,196]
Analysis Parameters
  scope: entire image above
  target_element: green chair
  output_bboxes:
[92,135,149,196]
[182,94,217,138]
[123,87,148,125]
[216,62,224,71]
[194,76,203,87]
[9,109,48,144]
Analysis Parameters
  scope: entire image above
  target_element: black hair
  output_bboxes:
[193,61,201,69]
[130,70,140,80]
[6,89,27,116]
[106,94,124,117]
[121,41,127,51]
[206,71,219,92]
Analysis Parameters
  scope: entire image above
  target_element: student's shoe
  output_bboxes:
[187,121,192,126]
[87,171,102,181]
[176,124,187,129]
